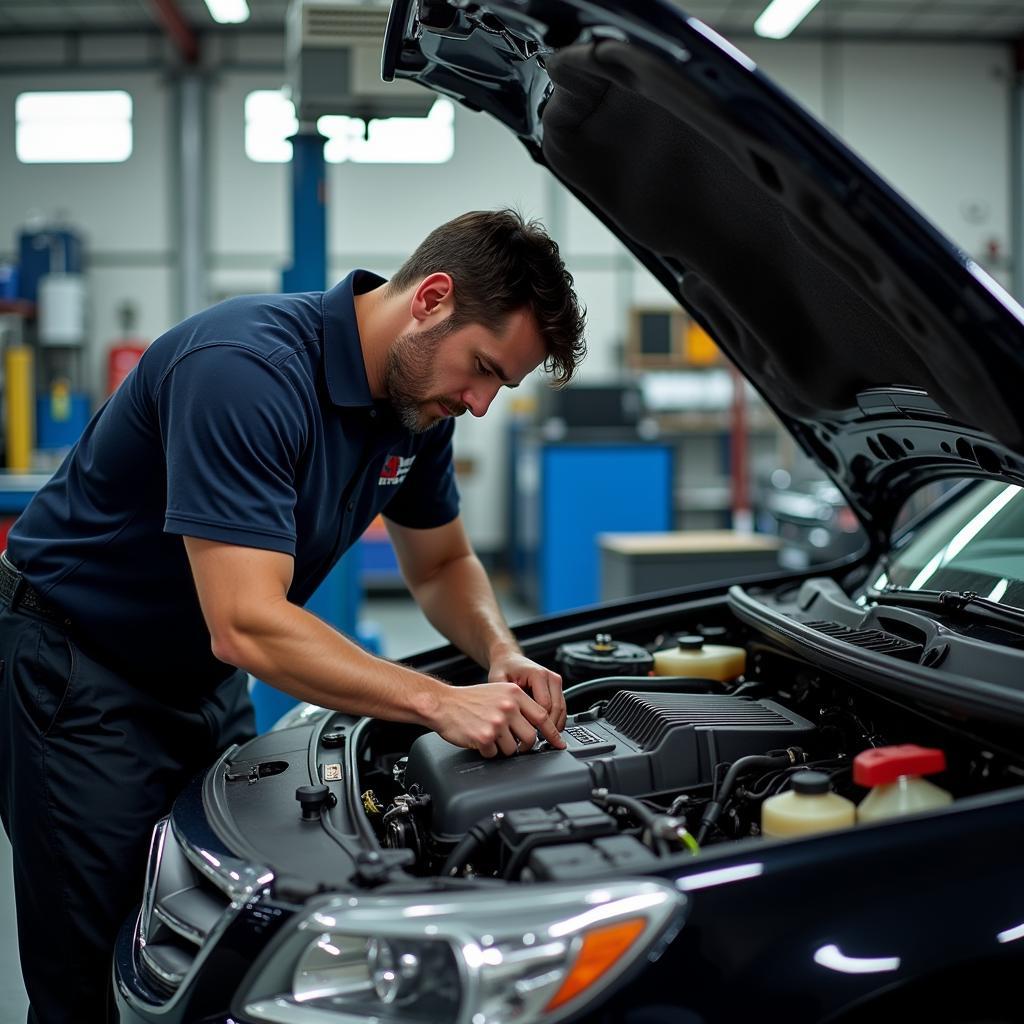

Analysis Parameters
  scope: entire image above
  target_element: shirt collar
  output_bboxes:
[321,268,387,408]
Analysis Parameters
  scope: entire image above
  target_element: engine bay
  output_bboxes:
[214,576,1024,893]
[346,580,1024,885]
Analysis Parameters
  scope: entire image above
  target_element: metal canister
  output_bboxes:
[555,633,654,685]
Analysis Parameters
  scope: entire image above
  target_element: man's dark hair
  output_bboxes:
[389,209,586,385]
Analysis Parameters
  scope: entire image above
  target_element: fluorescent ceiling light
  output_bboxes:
[754,0,822,39]
[204,0,250,24]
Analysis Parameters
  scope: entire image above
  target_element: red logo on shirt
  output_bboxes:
[379,454,415,486]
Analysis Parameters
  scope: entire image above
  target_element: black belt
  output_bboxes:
[0,553,66,624]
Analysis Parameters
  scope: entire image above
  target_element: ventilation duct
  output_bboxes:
[285,0,434,121]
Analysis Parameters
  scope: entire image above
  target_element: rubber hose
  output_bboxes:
[591,790,671,855]
[442,816,501,877]
[696,750,800,845]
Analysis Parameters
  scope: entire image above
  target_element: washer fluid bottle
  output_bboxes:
[854,745,952,823]
[652,634,746,681]
[761,771,856,838]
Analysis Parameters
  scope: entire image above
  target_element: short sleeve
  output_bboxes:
[157,343,307,554]
[382,418,460,529]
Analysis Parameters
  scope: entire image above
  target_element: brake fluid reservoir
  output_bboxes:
[761,771,856,838]
[854,745,952,823]
[652,635,746,681]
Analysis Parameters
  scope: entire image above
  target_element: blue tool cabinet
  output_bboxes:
[512,433,673,614]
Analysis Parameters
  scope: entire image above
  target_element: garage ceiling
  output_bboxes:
[0,0,1023,40]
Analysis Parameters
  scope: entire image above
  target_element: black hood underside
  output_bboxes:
[386,1,1024,545]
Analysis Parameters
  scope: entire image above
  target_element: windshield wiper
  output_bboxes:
[873,587,1024,632]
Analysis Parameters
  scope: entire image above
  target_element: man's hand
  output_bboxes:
[488,652,567,732]
[430,682,566,758]
[386,518,568,738]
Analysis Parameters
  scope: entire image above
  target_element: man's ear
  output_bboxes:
[410,272,454,323]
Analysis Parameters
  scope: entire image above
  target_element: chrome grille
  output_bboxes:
[134,816,273,1002]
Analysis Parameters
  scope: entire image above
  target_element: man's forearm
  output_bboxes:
[184,535,563,754]
[216,595,563,754]
[407,552,519,669]
[213,597,449,726]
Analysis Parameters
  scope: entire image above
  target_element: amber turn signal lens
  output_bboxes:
[544,918,647,1011]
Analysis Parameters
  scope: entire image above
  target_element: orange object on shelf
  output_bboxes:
[684,321,720,366]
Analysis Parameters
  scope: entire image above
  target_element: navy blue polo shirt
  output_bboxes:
[8,270,459,692]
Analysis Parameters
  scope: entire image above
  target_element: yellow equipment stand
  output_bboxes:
[5,345,34,472]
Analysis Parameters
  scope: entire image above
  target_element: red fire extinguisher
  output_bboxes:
[107,341,146,394]
[107,300,148,395]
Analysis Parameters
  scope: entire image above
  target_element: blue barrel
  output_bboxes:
[18,229,83,302]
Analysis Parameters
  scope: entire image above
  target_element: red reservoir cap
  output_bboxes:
[853,744,946,786]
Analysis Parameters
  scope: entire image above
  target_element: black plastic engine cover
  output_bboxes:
[405,691,816,840]
[406,735,596,842]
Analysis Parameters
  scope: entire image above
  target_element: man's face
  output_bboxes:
[384,307,546,433]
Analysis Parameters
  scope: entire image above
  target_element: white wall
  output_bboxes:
[0,64,175,396]
[0,32,1015,550]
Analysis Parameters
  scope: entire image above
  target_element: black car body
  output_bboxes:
[115,2,1024,1022]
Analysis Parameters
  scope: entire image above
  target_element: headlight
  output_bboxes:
[289,931,459,1019]
[239,879,685,1023]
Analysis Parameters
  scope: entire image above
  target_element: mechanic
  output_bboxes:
[0,208,587,1023]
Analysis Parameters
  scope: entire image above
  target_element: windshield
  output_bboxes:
[871,480,1024,608]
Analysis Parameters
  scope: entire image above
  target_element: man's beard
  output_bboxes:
[383,320,467,432]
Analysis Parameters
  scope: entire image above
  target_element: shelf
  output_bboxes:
[654,411,780,433]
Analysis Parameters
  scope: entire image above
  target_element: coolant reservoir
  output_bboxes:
[652,635,746,681]
[854,745,952,823]
[761,770,856,838]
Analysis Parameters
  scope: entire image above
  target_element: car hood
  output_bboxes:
[383,0,1024,550]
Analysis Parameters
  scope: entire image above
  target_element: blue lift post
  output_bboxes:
[252,124,364,731]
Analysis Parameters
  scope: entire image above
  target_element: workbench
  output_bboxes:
[599,529,781,599]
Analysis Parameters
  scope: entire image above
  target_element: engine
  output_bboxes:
[405,689,815,841]
[360,620,1007,883]
[372,680,824,880]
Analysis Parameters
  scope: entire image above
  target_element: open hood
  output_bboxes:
[383,0,1024,550]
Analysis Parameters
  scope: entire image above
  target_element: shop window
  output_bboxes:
[244,89,454,164]
[16,91,133,164]
[244,89,298,163]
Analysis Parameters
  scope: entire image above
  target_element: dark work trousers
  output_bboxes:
[0,598,256,1024]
